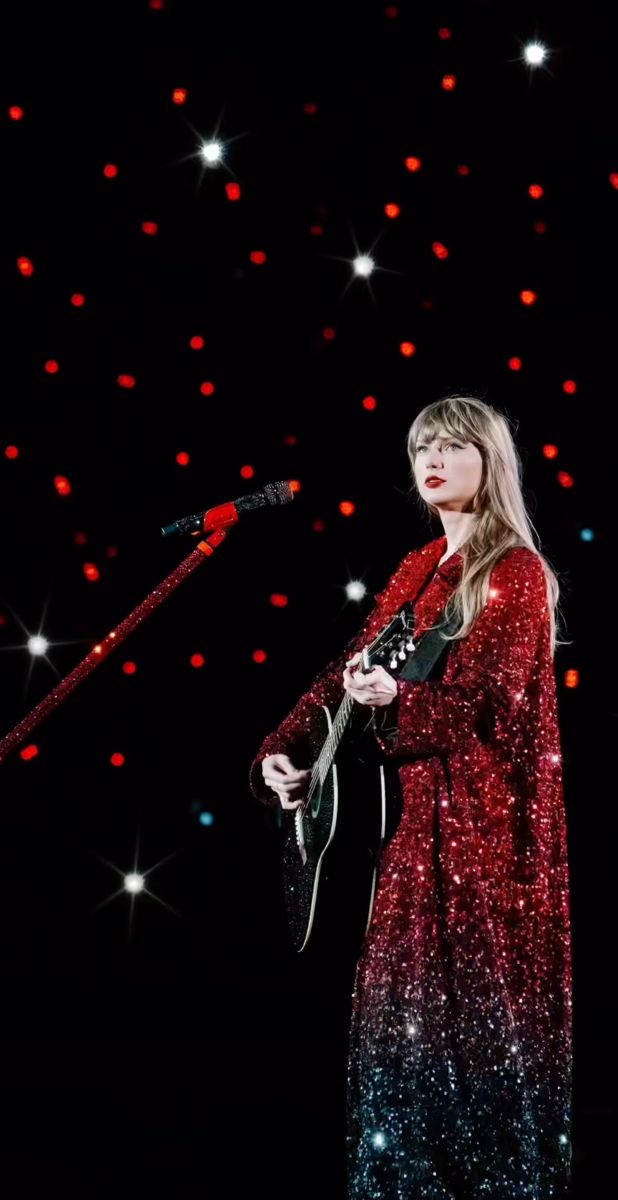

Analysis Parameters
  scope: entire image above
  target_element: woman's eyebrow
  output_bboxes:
[416,434,462,445]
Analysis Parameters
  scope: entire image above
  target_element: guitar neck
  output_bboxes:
[312,608,411,786]
[317,690,355,781]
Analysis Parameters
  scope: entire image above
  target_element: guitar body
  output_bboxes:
[280,702,391,954]
[276,581,456,955]
[276,602,423,955]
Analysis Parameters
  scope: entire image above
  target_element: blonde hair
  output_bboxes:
[406,393,569,655]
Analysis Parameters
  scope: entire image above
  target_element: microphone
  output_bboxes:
[161,480,295,537]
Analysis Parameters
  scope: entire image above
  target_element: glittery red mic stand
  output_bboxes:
[0,528,228,765]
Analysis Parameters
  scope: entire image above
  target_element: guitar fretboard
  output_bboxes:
[304,603,416,806]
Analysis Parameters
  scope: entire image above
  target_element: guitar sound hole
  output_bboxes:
[310,785,322,818]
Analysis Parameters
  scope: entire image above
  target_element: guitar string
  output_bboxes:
[299,609,414,817]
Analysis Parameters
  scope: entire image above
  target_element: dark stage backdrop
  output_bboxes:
[1,2,615,1194]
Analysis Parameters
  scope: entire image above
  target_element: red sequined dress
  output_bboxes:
[249,535,572,1199]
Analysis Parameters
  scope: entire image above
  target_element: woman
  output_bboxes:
[249,395,572,1199]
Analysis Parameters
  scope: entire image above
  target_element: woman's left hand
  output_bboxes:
[343,651,398,708]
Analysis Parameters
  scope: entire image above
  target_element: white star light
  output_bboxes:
[84,829,183,943]
[353,254,376,278]
[200,139,223,165]
[124,872,145,894]
[345,580,367,602]
[523,41,548,65]
[372,1131,386,1149]
[0,596,92,698]
[28,635,49,656]
[320,223,406,307]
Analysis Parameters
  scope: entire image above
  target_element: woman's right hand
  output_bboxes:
[261,754,311,810]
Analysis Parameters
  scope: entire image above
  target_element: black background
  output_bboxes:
[1,2,615,1194]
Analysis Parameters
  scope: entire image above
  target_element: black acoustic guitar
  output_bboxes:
[279,607,418,954]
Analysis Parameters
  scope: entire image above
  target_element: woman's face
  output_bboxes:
[414,431,484,511]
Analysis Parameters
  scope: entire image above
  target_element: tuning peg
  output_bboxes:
[405,638,415,651]
[389,655,398,669]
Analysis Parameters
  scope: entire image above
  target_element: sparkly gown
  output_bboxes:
[249,535,572,1200]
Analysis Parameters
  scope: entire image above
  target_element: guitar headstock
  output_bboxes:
[360,607,416,676]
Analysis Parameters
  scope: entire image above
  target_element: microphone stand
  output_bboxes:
[0,526,229,765]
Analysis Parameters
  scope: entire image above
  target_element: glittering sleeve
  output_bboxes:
[372,548,549,761]
[248,619,378,805]
[248,553,424,804]
[248,550,419,804]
